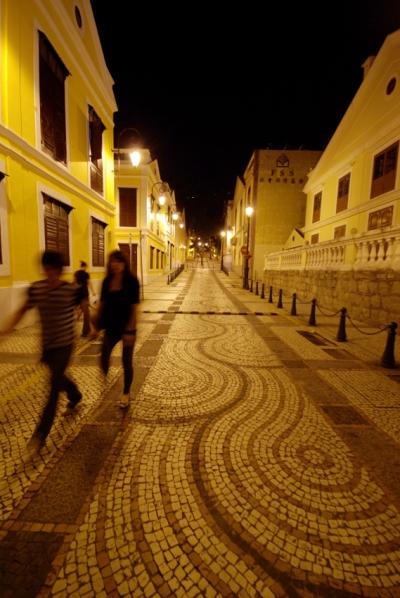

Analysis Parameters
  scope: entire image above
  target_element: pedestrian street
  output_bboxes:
[1,269,400,597]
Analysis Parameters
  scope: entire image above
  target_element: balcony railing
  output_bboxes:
[265,226,400,271]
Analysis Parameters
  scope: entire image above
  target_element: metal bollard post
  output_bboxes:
[290,292,297,316]
[261,283,265,299]
[381,322,397,368]
[336,307,347,342]
[167,274,170,285]
[268,286,273,303]
[277,289,283,309]
[250,279,253,292]
[309,299,317,326]
[255,281,259,296]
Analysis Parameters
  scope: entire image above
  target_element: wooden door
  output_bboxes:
[119,243,138,276]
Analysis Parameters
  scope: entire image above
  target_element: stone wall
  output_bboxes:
[263,269,400,326]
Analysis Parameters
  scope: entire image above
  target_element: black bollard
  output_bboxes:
[268,286,273,303]
[381,322,397,368]
[250,279,253,292]
[255,281,259,296]
[277,289,283,308]
[291,293,297,316]
[261,283,265,299]
[167,274,170,285]
[336,307,347,342]
[309,299,317,326]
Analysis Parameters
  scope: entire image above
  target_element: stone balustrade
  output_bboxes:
[265,227,400,271]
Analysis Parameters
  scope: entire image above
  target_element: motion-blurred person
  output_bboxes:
[2,250,90,456]
[91,250,139,409]
[73,260,94,337]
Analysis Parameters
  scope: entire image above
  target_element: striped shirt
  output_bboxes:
[26,280,83,349]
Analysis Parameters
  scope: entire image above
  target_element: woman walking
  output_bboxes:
[92,250,140,408]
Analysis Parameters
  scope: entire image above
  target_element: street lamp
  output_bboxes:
[220,230,226,271]
[113,127,143,168]
[151,180,170,208]
[243,206,254,289]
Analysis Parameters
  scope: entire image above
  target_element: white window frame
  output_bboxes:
[0,159,10,276]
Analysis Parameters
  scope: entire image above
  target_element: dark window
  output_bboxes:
[156,249,160,269]
[92,217,106,267]
[74,6,82,28]
[371,142,398,198]
[310,233,319,244]
[312,192,322,223]
[386,77,396,95]
[334,225,346,239]
[368,206,393,231]
[39,32,69,163]
[336,173,350,212]
[119,188,137,227]
[88,106,105,194]
[43,193,71,265]
[150,246,154,269]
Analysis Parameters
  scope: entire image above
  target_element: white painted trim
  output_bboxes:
[33,19,41,152]
[0,158,10,276]
[36,182,73,273]
[0,125,114,214]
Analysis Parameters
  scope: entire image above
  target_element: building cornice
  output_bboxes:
[33,0,116,125]
[0,124,115,215]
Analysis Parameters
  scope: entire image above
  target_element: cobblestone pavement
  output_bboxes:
[1,268,400,597]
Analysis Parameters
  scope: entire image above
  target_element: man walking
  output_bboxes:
[2,250,89,456]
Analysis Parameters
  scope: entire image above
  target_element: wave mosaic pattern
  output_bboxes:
[1,270,400,597]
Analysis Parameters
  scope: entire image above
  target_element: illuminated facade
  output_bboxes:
[264,29,400,323]
[0,0,116,324]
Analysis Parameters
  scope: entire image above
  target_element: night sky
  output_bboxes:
[90,0,400,236]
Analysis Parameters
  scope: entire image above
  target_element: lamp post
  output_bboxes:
[114,127,143,168]
[220,230,226,271]
[243,206,254,289]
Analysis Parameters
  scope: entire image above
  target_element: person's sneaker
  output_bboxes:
[26,435,44,459]
[118,394,130,409]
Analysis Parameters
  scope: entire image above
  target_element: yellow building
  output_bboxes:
[113,151,186,284]
[0,0,116,325]
[229,149,321,282]
[265,29,400,324]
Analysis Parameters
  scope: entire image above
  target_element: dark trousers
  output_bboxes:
[100,334,134,394]
[81,298,90,337]
[36,345,80,441]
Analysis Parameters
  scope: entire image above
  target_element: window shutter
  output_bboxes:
[336,174,350,213]
[119,188,137,226]
[92,217,106,266]
[89,106,105,161]
[371,143,398,198]
[312,192,322,223]
[39,32,68,164]
[43,194,70,265]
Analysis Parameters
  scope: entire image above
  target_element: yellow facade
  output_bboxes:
[113,154,186,284]
[303,29,400,268]
[229,150,321,280]
[0,0,117,324]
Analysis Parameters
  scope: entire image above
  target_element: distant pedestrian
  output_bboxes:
[1,250,90,456]
[91,250,139,409]
[73,261,94,337]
